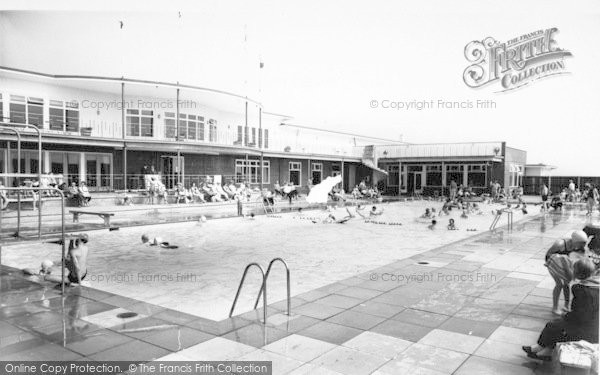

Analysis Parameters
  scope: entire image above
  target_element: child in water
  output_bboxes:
[447,218,457,230]
[428,219,437,230]
[141,234,178,249]
[460,210,469,219]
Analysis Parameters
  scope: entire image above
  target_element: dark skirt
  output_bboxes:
[538,319,599,348]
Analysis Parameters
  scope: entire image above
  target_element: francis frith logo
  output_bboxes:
[463,28,572,92]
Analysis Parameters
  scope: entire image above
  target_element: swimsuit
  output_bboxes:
[68,270,87,283]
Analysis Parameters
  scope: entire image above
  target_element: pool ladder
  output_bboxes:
[490,209,513,231]
[229,258,291,325]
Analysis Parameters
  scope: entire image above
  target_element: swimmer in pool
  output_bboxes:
[23,259,54,278]
[243,212,256,220]
[447,218,457,230]
[370,206,384,216]
[428,219,437,230]
[141,234,178,249]
[293,207,305,219]
[421,208,432,219]
[315,208,354,224]
[460,210,469,219]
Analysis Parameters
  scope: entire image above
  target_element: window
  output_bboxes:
[178,113,187,139]
[426,165,442,186]
[126,109,140,136]
[188,115,197,139]
[237,126,243,144]
[264,129,269,148]
[311,163,323,184]
[47,100,79,132]
[140,110,153,137]
[49,100,64,130]
[262,160,270,184]
[165,112,176,138]
[258,129,262,148]
[289,161,301,186]
[65,101,79,132]
[244,124,249,146]
[235,159,269,184]
[27,97,44,126]
[467,164,487,187]
[387,165,400,187]
[9,95,26,124]
[198,116,205,141]
[176,113,201,140]
[126,109,153,137]
[209,119,217,142]
[251,127,256,146]
[446,164,463,186]
[0,94,3,121]
[332,162,341,178]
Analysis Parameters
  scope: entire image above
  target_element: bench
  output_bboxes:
[70,210,115,226]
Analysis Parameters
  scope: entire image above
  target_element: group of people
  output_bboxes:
[146,178,253,205]
[523,228,599,362]
[59,181,92,207]
[273,180,300,204]
[24,234,89,286]
[351,180,382,199]
[541,181,599,215]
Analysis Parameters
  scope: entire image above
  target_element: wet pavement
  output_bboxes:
[0,207,598,374]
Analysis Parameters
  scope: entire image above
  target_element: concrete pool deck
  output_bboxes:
[0,208,598,374]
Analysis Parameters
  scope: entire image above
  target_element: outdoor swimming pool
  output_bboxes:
[2,201,527,321]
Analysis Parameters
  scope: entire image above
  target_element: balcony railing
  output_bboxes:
[1,119,363,159]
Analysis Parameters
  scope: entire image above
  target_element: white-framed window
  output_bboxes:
[0,93,3,122]
[176,113,204,140]
[236,126,243,144]
[289,161,302,186]
[127,109,153,137]
[264,129,269,148]
[208,119,217,142]
[235,159,269,184]
[164,112,176,138]
[311,162,323,184]
[27,97,44,126]
[46,99,79,132]
[9,95,26,124]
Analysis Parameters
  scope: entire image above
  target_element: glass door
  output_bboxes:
[86,155,98,189]
[161,156,184,189]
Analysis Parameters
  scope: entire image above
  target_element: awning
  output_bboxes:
[362,159,388,175]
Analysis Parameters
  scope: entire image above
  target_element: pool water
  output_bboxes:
[2,201,526,320]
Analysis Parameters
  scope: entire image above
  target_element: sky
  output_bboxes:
[1,0,599,175]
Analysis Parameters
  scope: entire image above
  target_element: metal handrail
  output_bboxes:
[489,209,513,231]
[229,262,267,324]
[0,127,22,233]
[254,258,291,316]
[0,186,67,294]
[1,123,43,238]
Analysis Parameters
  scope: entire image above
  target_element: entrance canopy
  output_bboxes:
[362,159,388,175]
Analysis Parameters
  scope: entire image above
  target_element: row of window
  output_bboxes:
[386,164,489,188]
[0,94,80,132]
[0,94,268,148]
[386,164,488,172]
[233,160,328,186]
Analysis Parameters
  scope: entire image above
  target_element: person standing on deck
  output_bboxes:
[449,180,457,201]
[540,183,550,211]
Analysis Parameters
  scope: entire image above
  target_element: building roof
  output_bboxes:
[525,163,558,169]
